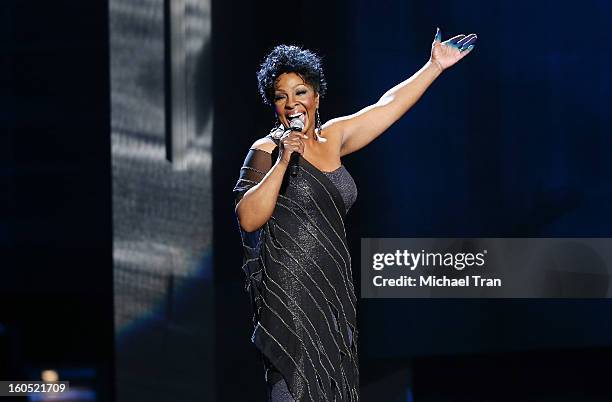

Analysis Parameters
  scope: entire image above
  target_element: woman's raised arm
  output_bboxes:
[326,28,477,156]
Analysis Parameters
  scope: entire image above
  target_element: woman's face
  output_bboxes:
[273,72,319,135]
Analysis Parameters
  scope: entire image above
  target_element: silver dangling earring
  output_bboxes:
[314,108,326,142]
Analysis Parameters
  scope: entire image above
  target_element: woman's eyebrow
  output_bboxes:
[276,84,307,92]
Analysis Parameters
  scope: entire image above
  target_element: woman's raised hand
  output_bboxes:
[279,131,308,165]
[430,27,477,71]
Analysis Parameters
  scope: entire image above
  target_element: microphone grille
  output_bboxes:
[289,117,304,131]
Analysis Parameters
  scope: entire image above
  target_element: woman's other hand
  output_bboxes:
[430,27,477,72]
[279,131,308,165]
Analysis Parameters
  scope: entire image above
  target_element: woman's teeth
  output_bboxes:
[288,113,306,124]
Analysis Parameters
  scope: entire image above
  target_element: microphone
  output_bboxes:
[288,117,305,176]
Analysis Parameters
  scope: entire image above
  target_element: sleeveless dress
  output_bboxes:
[234,135,359,402]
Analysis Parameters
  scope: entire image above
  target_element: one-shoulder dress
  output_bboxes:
[233,135,359,402]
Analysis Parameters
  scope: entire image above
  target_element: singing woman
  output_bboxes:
[233,28,477,402]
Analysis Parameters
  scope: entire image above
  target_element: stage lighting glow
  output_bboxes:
[41,369,59,382]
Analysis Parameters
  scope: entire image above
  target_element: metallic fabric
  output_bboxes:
[322,166,357,212]
[234,137,360,401]
[270,377,296,402]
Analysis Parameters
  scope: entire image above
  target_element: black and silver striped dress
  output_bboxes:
[234,137,359,402]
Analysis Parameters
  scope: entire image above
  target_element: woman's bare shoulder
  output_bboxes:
[249,136,278,154]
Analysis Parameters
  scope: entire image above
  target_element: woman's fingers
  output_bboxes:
[434,27,442,43]
[291,132,307,149]
[281,131,307,143]
[456,34,477,49]
[281,132,305,157]
[289,141,303,154]
[445,34,466,47]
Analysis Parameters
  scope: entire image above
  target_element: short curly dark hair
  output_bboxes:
[257,44,327,106]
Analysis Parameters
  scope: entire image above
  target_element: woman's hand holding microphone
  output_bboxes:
[278,130,308,165]
[236,125,308,232]
[278,117,308,174]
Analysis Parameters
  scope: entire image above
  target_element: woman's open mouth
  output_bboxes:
[287,112,306,126]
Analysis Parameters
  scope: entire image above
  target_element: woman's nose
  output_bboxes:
[284,96,297,109]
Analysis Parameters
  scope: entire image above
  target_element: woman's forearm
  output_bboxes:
[235,159,289,232]
[377,60,442,119]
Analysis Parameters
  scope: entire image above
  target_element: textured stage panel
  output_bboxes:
[110,0,213,400]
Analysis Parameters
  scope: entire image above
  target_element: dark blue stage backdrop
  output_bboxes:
[347,0,610,237]
[214,0,612,401]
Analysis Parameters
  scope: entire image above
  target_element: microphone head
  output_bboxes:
[289,117,305,132]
